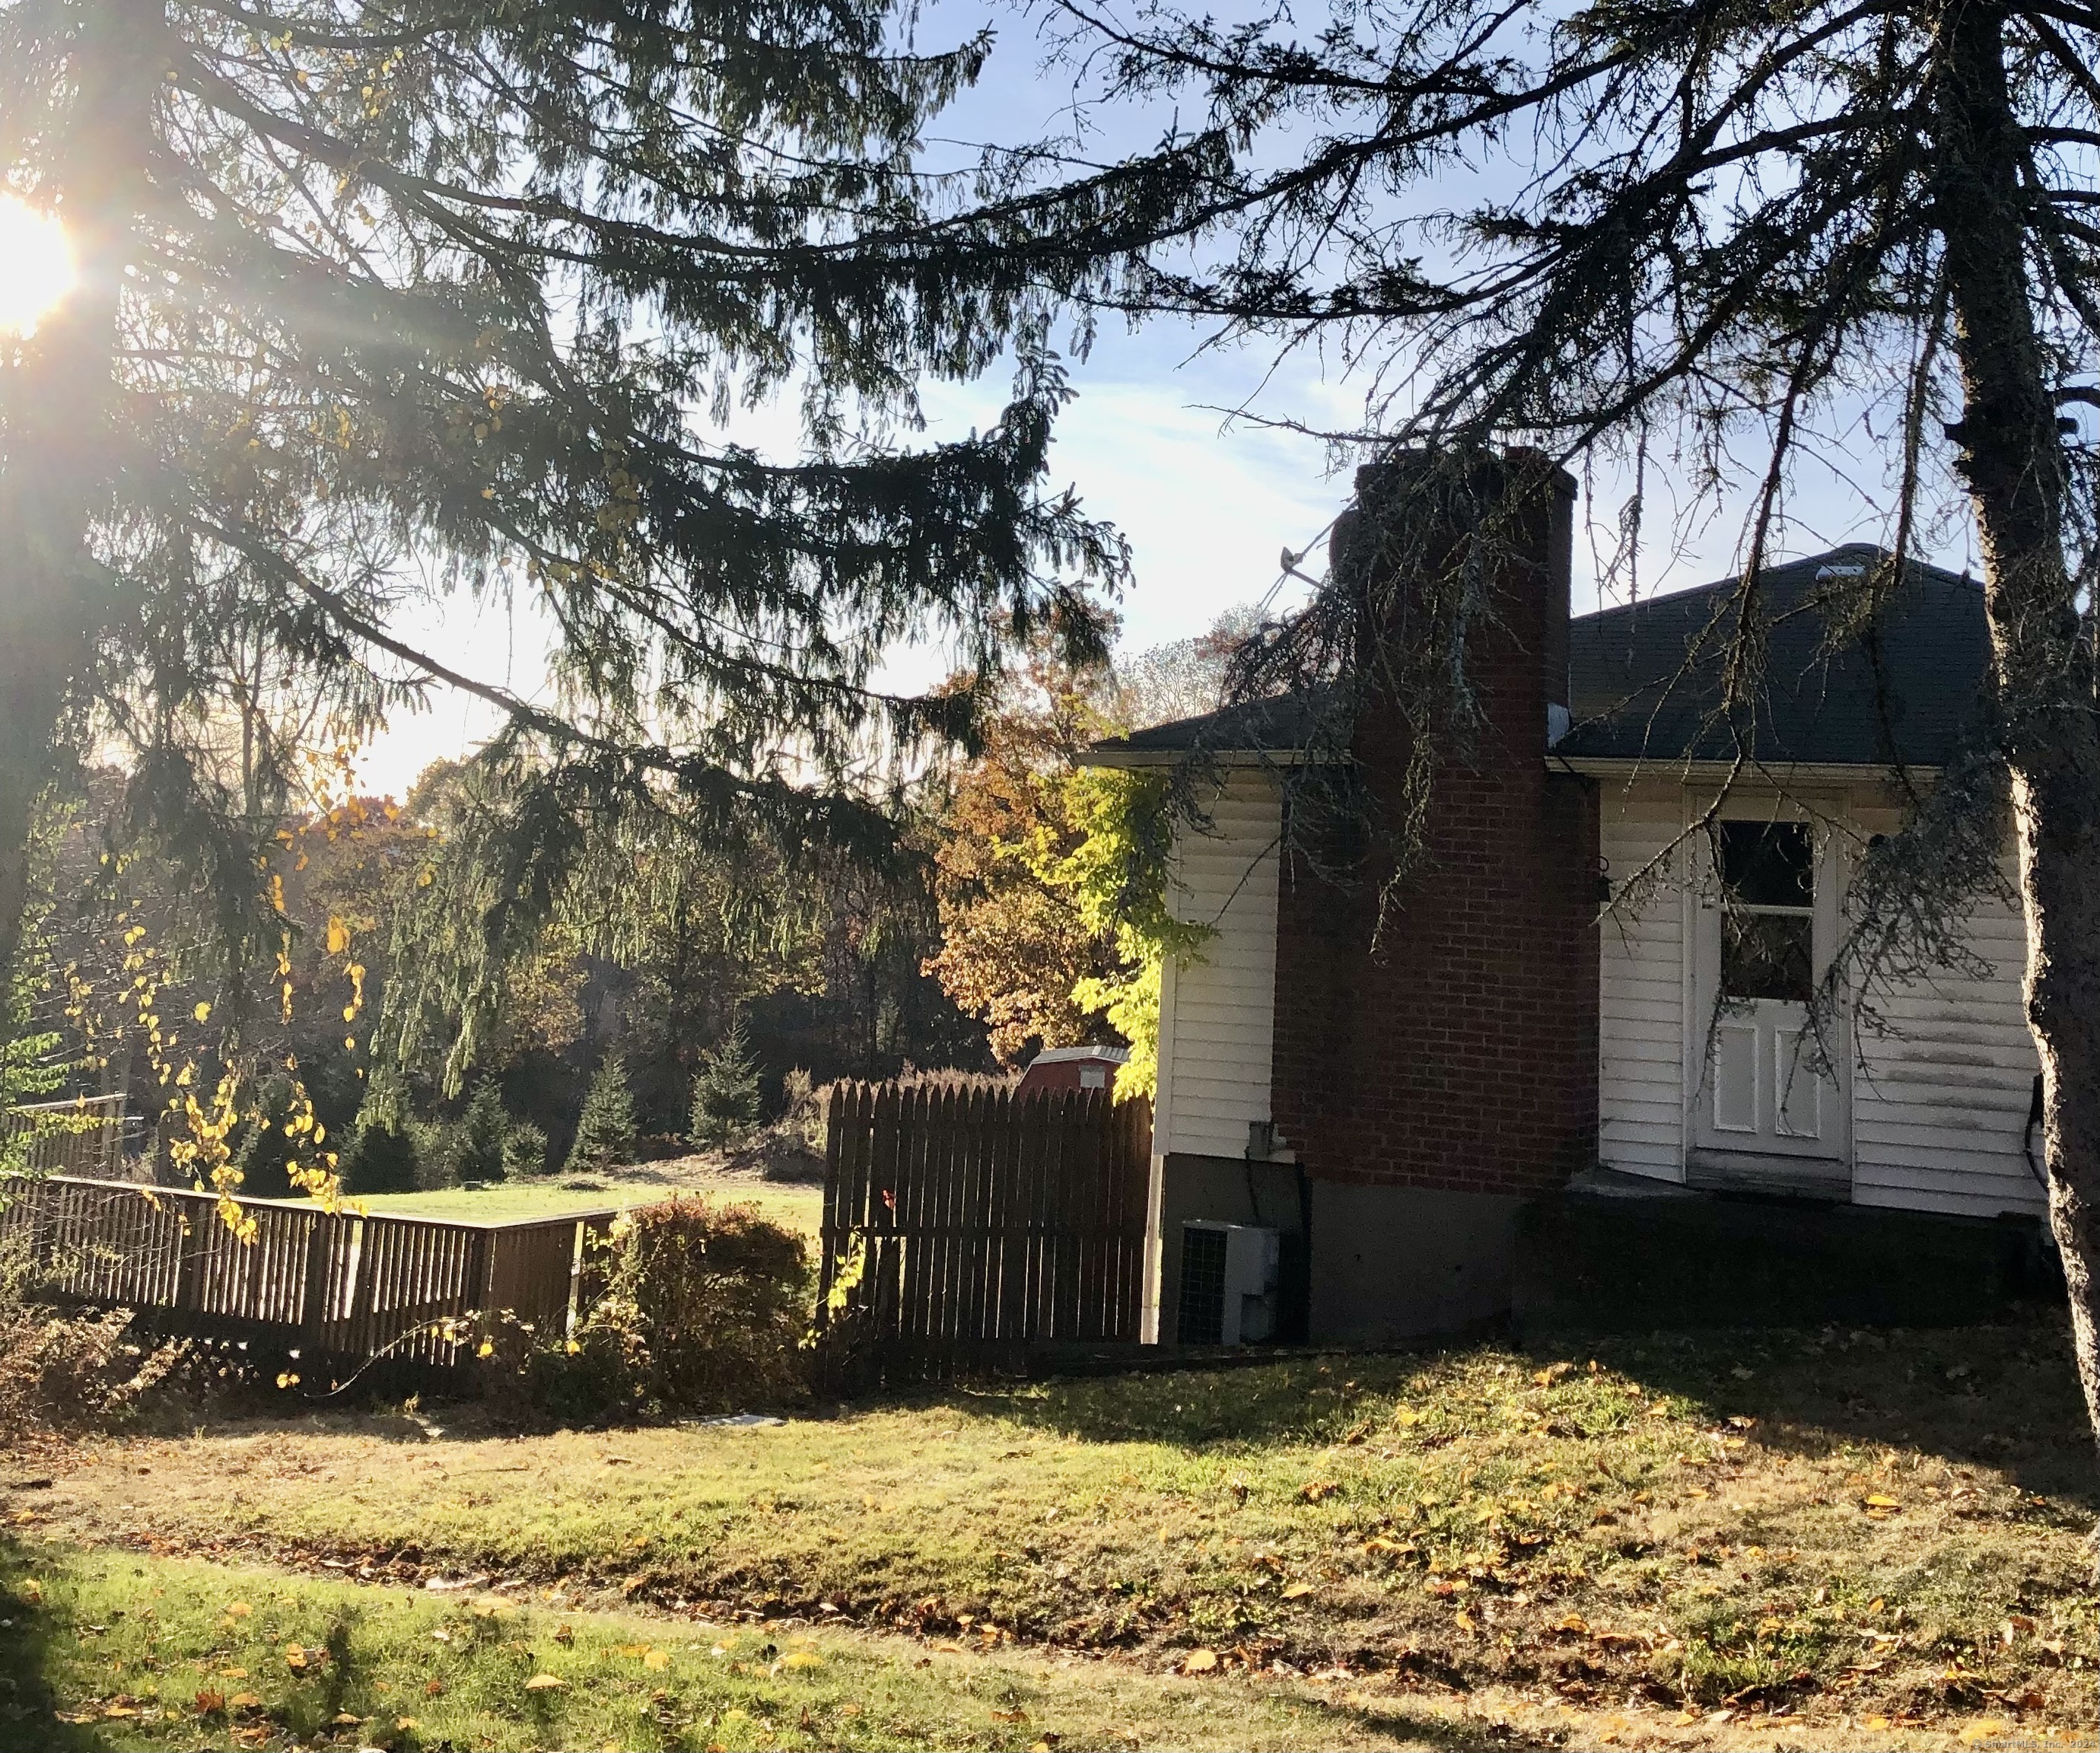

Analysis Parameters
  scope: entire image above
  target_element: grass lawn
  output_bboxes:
[3,1545,1452,1751]
[340,1159,825,1239]
[14,1320,2099,1748]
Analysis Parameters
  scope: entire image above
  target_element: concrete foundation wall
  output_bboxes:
[1147,1153,1522,1344]
[1307,1181,1522,1343]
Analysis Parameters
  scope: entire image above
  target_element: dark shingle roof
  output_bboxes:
[1083,544,1990,769]
[1559,543,1988,765]
[1081,688,1332,762]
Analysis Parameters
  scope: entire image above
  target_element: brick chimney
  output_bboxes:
[1274,447,1596,1339]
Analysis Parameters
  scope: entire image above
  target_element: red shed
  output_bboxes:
[1017,1044,1128,1097]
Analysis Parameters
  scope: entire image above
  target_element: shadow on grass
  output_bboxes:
[932,1316,2095,1506]
[1520,1312,2098,1506]
[0,1535,111,1752]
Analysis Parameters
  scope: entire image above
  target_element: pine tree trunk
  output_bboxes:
[1933,0,2100,1458]
[0,3,160,984]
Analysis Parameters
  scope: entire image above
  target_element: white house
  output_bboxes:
[1086,485,2045,1343]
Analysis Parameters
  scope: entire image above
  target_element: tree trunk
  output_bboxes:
[0,2,161,986]
[1933,0,2100,1456]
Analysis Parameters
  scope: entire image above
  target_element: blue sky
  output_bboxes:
[352,1,1984,797]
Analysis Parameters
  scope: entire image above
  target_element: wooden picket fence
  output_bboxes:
[3,1094,126,1179]
[0,1175,617,1384]
[816,1081,1152,1376]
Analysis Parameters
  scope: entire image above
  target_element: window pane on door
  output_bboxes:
[1719,821,1814,907]
[1722,912,1814,1001]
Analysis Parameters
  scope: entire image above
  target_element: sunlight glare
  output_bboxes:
[0,197,77,336]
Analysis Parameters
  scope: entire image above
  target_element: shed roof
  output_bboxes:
[1083,545,1990,771]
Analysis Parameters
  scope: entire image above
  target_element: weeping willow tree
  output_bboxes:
[0,0,1190,1091]
[940,0,2100,1447]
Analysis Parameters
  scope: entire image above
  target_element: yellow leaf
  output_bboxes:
[644,1648,671,1671]
[1183,1648,1219,1673]
[1456,1608,1478,1632]
[226,1602,252,1618]
[19,1580,40,1604]
[1863,1494,1901,1509]
[1281,1582,1315,1600]
[618,1644,648,1659]
[1959,1720,2007,1742]
[229,1691,262,1709]
[326,917,352,955]
[193,1002,212,1023]
[779,1650,822,1670]
[523,1672,567,1691]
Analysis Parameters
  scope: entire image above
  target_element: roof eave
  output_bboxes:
[1549,753,1945,786]
[1075,746,1331,770]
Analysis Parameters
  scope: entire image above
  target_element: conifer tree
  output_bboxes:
[458,1074,509,1184]
[567,1051,638,1174]
[689,1016,762,1148]
[0,0,1149,1016]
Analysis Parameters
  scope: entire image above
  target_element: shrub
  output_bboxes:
[0,1241,190,1442]
[339,1118,418,1195]
[501,1119,549,1179]
[459,1077,510,1183]
[567,1051,638,1172]
[689,1020,762,1148]
[407,1118,465,1188]
[502,1195,807,1420]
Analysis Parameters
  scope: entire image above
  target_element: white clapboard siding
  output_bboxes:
[1597,802,1686,1181]
[1853,891,2044,1217]
[1154,770,1283,1161]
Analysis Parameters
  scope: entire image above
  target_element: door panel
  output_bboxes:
[1712,1020,1759,1133]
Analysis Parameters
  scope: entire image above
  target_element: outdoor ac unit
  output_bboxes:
[1176,1221,1279,1346]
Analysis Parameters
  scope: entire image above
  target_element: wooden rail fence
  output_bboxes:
[0,1176,616,1382]
[817,1082,1151,1374]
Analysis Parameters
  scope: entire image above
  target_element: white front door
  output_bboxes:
[1691,819,1849,1170]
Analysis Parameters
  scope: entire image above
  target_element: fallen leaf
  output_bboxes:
[1863,1494,1901,1510]
[228,1691,262,1710]
[993,1707,1029,1723]
[193,1689,227,1715]
[644,1648,671,1671]
[553,1624,574,1646]
[1281,1583,1316,1600]
[225,1602,252,1618]
[523,1672,567,1691]
[1958,1720,2007,1743]
[423,1679,445,1698]
[1299,1481,1340,1503]
[1456,1608,1478,1632]
[19,1580,41,1605]
[780,1650,822,1670]
[1183,1649,1219,1673]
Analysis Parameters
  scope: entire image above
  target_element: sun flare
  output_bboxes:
[0,196,77,336]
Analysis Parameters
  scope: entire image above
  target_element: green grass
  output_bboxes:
[28,1324,2100,1736]
[340,1170,825,1238]
[0,1545,1483,1751]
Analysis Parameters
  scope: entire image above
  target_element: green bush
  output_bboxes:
[688,1020,762,1148]
[502,1118,549,1179]
[339,1118,418,1195]
[406,1118,465,1188]
[566,1051,638,1173]
[501,1195,808,1421]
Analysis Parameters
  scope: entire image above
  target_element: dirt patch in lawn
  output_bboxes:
[16,1321,2099,1742]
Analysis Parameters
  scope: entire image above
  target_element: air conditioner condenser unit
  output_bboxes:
[1176,1220,1280,1346]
